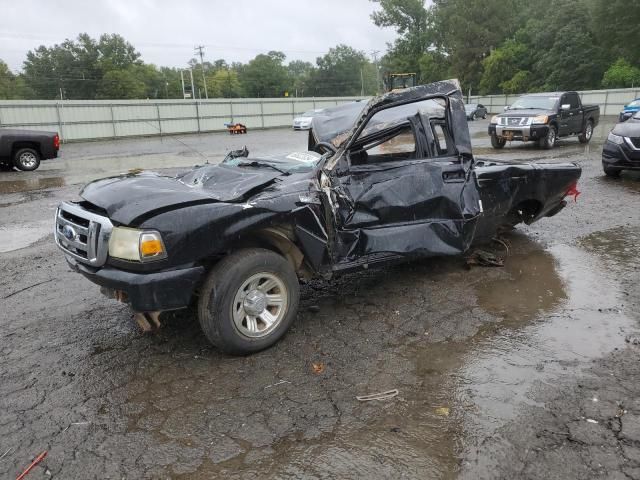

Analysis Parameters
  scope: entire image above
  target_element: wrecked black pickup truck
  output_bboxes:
[55,80,581,354]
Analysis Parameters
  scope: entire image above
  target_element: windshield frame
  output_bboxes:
[509,95,559,111]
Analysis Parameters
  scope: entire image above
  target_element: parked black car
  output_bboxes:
[465,103,487,120]
[602,111,640,177]
[488,92,599,149]
[0,129,60,171]
[55,80,581,354]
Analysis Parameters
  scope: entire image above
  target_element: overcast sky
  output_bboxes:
[0,0,398,71]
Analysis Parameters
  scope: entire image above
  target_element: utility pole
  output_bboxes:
[180,70,186,99]
[189,69,196,100]
[195,45,209,99]
[371,50,381,94]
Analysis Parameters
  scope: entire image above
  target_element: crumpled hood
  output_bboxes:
[612,118,640,137]
[80,164,281,225]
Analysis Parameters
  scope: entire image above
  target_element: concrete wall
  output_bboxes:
[0,97,366,142]
[469,87,640,116]
[1,87,639,142]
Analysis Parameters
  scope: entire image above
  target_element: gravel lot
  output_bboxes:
[1,119,639,479]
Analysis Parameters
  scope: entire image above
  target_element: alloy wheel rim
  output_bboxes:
[232,272,288,338]
[586,124,592,139]
[19,152,37,168]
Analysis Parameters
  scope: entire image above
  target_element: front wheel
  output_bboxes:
[578,120,593,143]
[539,125,557,149]
[491,134,506,149]
[198,248,300,355]
[13,148,41,171]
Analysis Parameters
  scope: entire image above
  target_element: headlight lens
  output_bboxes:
[108,227,167,262]
[607,132,624,145]
[490,115,500,124]
[531,115,549,124]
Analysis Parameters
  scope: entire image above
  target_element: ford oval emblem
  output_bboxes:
[62,225,76,241]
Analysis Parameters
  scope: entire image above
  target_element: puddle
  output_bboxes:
[0,221,52,252]
[458,241,635,437]
[0,176,65,194]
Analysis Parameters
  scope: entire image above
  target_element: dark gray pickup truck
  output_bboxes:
[0,128,60,171]
[55,80,581,355]
[489,91,600,149]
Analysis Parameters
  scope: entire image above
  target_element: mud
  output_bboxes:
[1,118,639,479]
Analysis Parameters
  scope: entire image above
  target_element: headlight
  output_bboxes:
[490,115,500,124]
[531,115,549,124]
[607,132,624,145]
[108,227,167,262]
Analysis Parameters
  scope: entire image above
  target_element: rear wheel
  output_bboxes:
[491,134,506,149]
[578,120,593,143]
[13,148,40,171]
[602,163,621,178]
[198,248,300,355]
[539,125,557,149]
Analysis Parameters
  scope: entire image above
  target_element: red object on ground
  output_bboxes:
[15,451,47,480]
[565,182,581,202]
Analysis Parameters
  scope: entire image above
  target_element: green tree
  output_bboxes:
[371,0,431,74]
[430,0,527,92]
[287,60,314,97]
[602,58,640,88]
[240,51,288,97]
[310,44,374,96]
[479,40,529,94]
[0,60,16,99]
[23,33,143,99]
[589,0,640,66]
[96,68,146,99]
[417,50,449,84]
[206,69,242,98]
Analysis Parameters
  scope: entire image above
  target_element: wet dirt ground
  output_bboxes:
[1,119,639,479]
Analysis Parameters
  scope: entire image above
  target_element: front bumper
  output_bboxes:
[602,141,640,171]
[488,124,549,141]
[65,255,205,311]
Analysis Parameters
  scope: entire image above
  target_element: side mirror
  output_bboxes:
[561,104,571,110]
[503,106,509,111]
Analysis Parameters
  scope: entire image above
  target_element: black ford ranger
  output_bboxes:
[0,128,60,171]
[55,80,581,354]
[488,91,600,149]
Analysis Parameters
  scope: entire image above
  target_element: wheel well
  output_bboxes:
[226,226,312,279]
[12,142,41,158]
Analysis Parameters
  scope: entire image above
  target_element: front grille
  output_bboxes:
[629,137,640,149]
[503,116,530,127]
[55,201,113,266]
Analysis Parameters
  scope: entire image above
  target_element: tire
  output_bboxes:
[491,134,506,149]
[539,125,557,149]
[13,148,41,171]
[482,113,487,119]
[578,120,593,144]
[197,248,300,355]
[602,163,621,178]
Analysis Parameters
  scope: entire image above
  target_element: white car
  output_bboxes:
[293,109,324,130]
